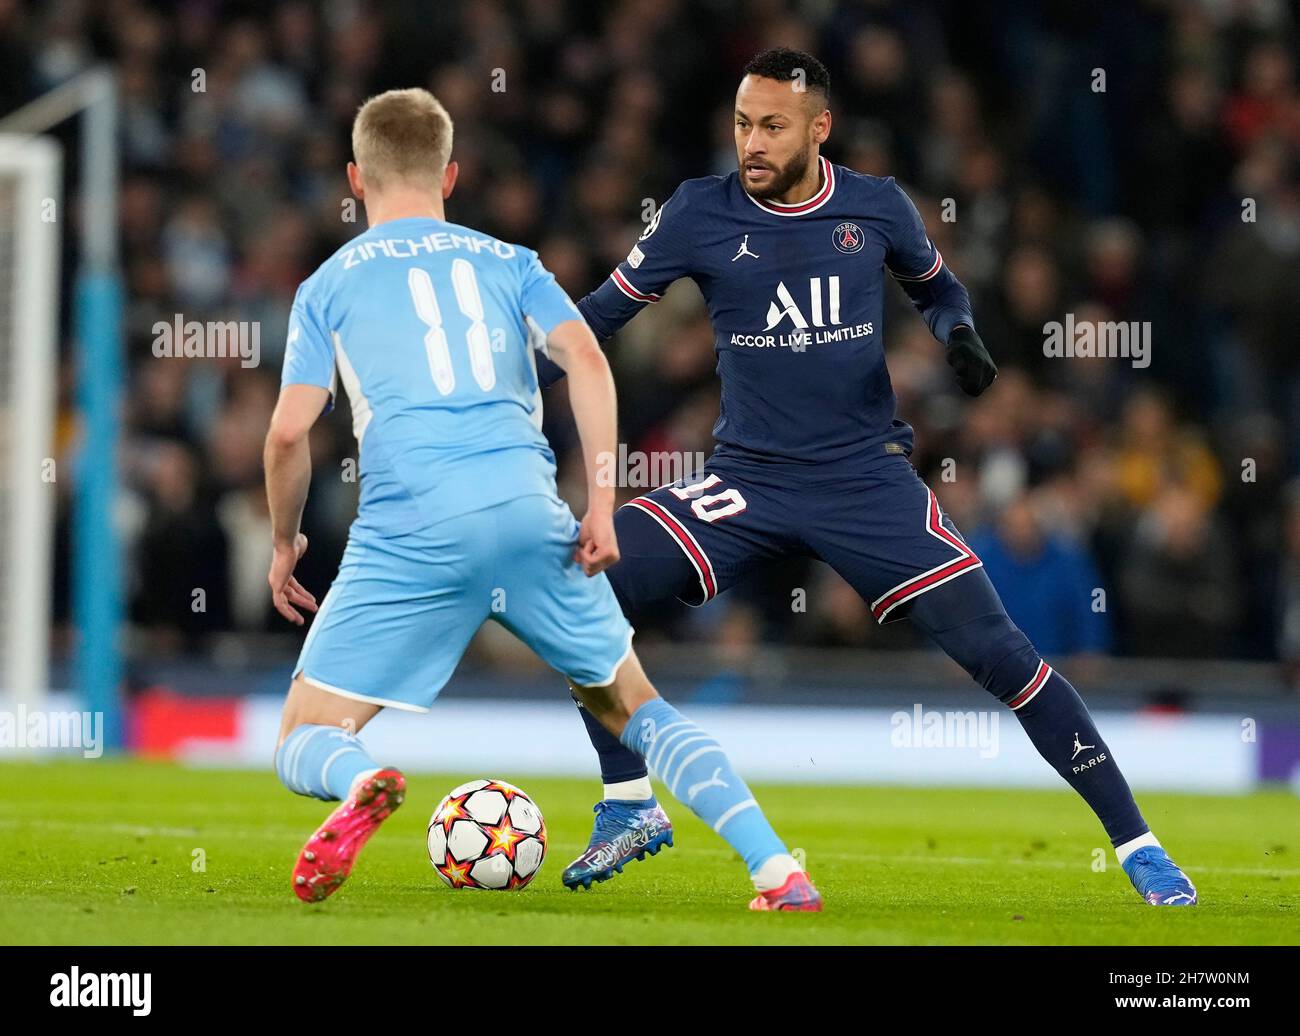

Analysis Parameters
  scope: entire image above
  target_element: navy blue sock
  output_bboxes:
[569,504,700,787]
[909,571,1149,846]
[572,694,648,784]
[997,662,1149,846]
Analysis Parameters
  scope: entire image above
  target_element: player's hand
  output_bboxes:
[575,509,620,576]
[268,533,318,626]
[946,325,998,397]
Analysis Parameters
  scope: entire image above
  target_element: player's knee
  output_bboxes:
[929,613,1039,697]
[571,651,657,736]
[278,676,377,746]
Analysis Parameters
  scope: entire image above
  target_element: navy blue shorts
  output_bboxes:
[617,452,982,623]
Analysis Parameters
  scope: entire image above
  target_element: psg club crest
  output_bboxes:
[832,221,864,254]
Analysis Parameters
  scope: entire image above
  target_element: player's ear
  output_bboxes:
[812,107,831,146]
[442,160,459,201]
[346,161,365,200]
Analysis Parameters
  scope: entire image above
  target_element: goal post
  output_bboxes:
[0,133,61,711]
[0,68,123,749]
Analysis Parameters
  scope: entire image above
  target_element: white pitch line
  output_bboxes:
[0,817,299,840]
[681,846,1300,877]
[1,817,1296,879]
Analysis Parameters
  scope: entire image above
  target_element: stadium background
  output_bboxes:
[6,0,1300,788]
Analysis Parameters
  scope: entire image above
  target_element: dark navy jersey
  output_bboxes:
[575,158,974,469]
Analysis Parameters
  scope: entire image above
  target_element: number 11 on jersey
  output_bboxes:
[408,258,496,395]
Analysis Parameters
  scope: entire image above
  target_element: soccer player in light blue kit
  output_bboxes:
[264,89,820,910]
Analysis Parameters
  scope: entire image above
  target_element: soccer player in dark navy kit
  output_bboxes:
[554,48,1196,910]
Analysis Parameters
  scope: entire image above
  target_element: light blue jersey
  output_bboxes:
[282,216,581,536]
[283,216,632,710]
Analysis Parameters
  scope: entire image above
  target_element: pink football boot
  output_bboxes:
[293,768,406,903]
[748,871,823,912]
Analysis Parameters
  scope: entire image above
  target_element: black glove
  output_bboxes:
[946,324,998,397]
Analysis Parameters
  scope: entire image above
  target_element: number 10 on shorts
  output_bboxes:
[670,474,747,523]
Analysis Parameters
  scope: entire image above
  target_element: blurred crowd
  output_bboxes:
[8,0,1300,681]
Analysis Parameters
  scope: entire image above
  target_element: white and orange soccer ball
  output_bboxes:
[427,779,547,890]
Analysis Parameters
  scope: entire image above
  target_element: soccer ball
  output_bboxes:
[427,778,547,890]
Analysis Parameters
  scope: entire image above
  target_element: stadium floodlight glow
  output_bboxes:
[0,68,123,747]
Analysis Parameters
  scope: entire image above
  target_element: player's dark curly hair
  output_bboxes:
[742,47,830,103]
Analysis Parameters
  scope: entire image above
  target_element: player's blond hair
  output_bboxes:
[351,88,453,192]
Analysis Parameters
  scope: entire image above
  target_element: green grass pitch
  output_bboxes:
[1,758,1296,945]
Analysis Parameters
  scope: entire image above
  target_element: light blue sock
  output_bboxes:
[619,698,788,874]
[275,723,379,801]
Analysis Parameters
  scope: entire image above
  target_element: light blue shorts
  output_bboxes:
[294,494,634,712]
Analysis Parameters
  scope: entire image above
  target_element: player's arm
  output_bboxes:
[546,319,620,576]
[537,185,694,387]
[520,249,621,575]
[884,180,997,396]
[264,384,326,625]
[264,286,335,624]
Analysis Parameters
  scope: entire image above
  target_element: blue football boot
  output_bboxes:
[562,798,673,890]
[1122,846,1198,906]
